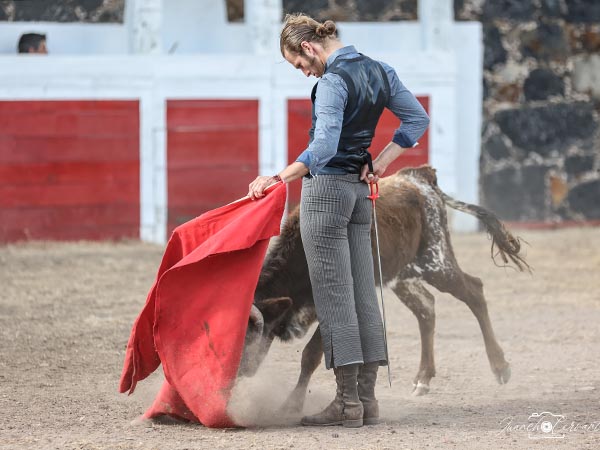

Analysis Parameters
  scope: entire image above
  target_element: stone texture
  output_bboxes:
[581,29,600,52]
[454,0,483,21]
[482,165,550,221]
[568,180,600,219]
[564,0,600,23]
[454,0,465,19]
[523,68,565,101]
[541,0,566,17]
[226,0,243,22]
[495,83,521,103]
[565,154,595,176]
[0,4,8,20]
[14,1,77,22]
[354,0,417,21]
[496,61,529,84]
[283,0,329,18]
[572,54,600,100]
[357,0,393,21]
[565,25,600,53]
[549,174,568,207]
[3,0,123,23]
[483,134,511,160]
[456,0,600,222]
[482,0,536,21]
[483,76,490,100]
[282,0,416,22]
[520,21,569,62]
[483,24,507,70]
[494,102,598,156]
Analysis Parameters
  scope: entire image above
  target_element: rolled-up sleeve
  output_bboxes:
[380,62,430,148]
[295,73,347,174]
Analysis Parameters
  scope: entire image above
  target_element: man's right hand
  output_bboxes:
[248,176,275,200]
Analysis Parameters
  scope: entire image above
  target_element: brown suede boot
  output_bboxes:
[301,364,363,427]
[358,362,380,425]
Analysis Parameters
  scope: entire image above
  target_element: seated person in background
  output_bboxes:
[18,33,48,54]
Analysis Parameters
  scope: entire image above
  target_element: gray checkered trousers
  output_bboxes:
[300,174,387,369]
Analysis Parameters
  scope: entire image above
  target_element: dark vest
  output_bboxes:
[308,54,391,174]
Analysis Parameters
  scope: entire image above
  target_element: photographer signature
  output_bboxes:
[499,412,600,439]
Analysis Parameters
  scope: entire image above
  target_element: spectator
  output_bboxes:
[18,33,48,54]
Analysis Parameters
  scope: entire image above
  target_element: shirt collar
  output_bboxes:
[325,45,358,70]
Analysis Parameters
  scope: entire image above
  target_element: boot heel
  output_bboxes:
[363,417,380,425]
[343,418,364,428]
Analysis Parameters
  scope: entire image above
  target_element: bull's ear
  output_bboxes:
[259,297,292,321]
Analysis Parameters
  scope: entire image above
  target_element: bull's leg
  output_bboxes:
[279,326,323,414]
[425,270,511,385]
[392,279,436,396]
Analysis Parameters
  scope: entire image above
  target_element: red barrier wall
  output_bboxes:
[166,99,259,235]
[0,100,140,242]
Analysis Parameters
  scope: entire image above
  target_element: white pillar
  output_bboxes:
[418,0,453,51]
[246,0,283,181]
[126,0,165,242]
[126,0,163,54]
[245,0,282,55]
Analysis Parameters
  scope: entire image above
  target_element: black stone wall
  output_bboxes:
[0,0,124,23]
[456,0,600,222]
[282,0,417,21]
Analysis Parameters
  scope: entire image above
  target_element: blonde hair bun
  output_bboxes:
[316,20,337,37]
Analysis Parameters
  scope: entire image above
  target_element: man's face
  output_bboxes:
[30,40,47,54]
[284,45,325,78]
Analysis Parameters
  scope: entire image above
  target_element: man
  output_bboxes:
[248,13,429,427]
[17,33,48,54]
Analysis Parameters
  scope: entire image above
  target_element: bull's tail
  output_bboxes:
[441,192,531,273]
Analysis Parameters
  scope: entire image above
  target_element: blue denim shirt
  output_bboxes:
[296,46,430,175]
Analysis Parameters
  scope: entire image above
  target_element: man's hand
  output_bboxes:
[248,175,276,200]
[360,162,385,184]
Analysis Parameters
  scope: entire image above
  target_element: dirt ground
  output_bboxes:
[1,226,599,449]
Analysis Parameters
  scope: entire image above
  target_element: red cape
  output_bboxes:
[119,183,286,427]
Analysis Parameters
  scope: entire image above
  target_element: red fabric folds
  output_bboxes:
[119,183,286,428]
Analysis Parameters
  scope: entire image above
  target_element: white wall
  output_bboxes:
[0,22,128,54]
[0,0,482,241]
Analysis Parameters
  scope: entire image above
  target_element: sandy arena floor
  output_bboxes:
[1,227,599,449]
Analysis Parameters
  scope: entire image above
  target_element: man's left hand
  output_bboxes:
[360,163,385,184]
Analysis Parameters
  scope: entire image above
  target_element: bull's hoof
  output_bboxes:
[494,364,511,385]
[411,382,430,396]
[278,395,305,415]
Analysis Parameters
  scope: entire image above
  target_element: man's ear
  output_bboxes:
[300,40,314,56]
[258,297,293,322]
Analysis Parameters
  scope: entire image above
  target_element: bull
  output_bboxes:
[240,165,529,413]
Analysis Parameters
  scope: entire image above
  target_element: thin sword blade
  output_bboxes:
[372,203,392,387]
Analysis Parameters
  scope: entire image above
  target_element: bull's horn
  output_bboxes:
[249,304,264,334]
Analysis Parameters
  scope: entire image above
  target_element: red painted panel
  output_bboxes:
[167,100,259,235]
[0,100,140,242]
[167,131,258,164]
[0,100,139,137]
[287,96,430,206]
[0,136,139,163]
[0,181,138,208]
[0,161,138,186]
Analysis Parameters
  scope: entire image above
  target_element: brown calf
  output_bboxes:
[240,165,529,413]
